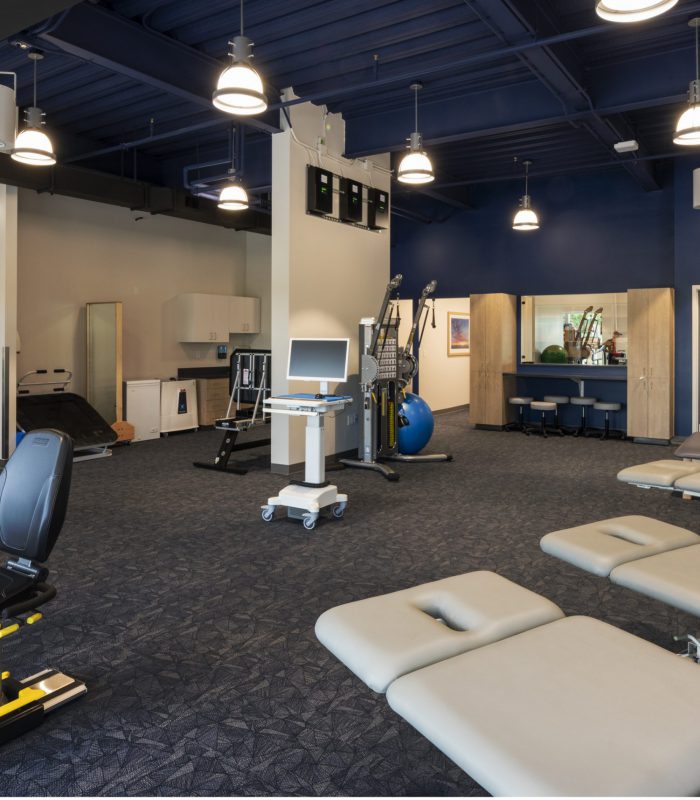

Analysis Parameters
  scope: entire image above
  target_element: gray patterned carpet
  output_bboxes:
[1,413,698,796]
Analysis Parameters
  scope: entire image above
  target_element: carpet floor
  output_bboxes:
[1,413,697,796]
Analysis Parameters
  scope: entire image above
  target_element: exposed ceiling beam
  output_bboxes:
[0,0,81,40]
[0,156,271,233]
[344,44,688,159]
[35,3,281,137]
[449,0,660,190]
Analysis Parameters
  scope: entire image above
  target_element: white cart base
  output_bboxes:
[262,484,348,530]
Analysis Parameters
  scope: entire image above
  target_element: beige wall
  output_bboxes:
[16,190,255,395]
[271,98,391,467]
[239,231,271,351]
[418,297,470,412]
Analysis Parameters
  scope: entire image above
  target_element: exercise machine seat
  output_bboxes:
[315,571,563,693]
[611,544,700,617]
[617,459,700,488]
[540,515,700,577]
[386,616,700,797]
[0,430,72,564]
[0,430,72,611]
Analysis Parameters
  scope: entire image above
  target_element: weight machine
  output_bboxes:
[193,349,271,475]
[341,275,452,481]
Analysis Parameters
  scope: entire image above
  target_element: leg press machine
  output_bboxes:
[316,525,700,796]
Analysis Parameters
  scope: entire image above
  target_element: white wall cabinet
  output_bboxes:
[229,296,260,334]
[176,293,230,342]
[176,293,260,342]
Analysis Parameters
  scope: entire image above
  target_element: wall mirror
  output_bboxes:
[86,302,123,423]
[521,293,628,366]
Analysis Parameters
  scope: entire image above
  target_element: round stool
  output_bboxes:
[570,396,597,437]
[526,400,562,438]
[505,397,533,433]
[593,401,624,440]
[543,395,569,434]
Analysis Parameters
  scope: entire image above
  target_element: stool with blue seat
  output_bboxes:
[504,397,533,433]
[593,401,624,440]
[570,396,597,437]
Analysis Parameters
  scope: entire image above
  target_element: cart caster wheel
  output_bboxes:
[332,504,345,519]
[261,507,274,522]
[303,516,317,531]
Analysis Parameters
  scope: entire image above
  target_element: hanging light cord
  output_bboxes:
[32,56,37,108]
[414,85,419,133]
[696,21,699,84]
[524,161,529,196]
[240,0,244,36]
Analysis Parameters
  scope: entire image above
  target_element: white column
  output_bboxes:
[0,184,18,458]
[270,96,391,473]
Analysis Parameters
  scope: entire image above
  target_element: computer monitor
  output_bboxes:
[287,338,349,390]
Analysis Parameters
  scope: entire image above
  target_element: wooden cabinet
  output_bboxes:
[196,378,230,426]
[627,287,674,441]
[229,296,260,334]
[176,293,230,343]
[469,293,517,426]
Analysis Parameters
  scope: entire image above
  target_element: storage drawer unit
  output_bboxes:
[196,378,230,426]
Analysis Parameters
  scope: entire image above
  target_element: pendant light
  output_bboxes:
[212,0,267,116]
[397,83,434,185]
[218,129,249,211]
[218,180,249,210]
[11,51,55,166]
[595,0,678,23]
[674,18,700,147]
[512,160,540,231]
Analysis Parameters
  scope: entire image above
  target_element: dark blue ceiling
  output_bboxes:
[2,0,700,211]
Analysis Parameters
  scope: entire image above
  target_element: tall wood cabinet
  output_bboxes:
[469,293,517,426]
[627,287,674,441]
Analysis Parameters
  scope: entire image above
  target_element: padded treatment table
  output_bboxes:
[540,515,700,576]
[675,470,700,498]
[541,515,700,618]
[613,545,700,617]
[317,570,700,796]
[315,571,564,692]
[618,432,700,491]
[17,393,117,457]
[387,616,700,797]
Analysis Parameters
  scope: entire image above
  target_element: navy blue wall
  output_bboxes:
[391,165,700,436]
[673,156,700,436]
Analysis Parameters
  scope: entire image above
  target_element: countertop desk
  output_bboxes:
[503,369,627,398]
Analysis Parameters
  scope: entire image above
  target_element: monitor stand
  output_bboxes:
[261,394,352,530]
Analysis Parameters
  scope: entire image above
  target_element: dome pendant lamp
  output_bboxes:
[595,0,678,23]
[512,160,540,231]
[212,0,267,116]
[397,83,434,185]
[11,51,56,166]
[674,18,700,147]
[218,130,249,211]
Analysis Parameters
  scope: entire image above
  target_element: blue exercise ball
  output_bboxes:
[398,392,435,455]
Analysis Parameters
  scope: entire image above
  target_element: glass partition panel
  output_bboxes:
[521,293,627,366]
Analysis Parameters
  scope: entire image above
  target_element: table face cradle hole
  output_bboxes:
[603,531,645,546]
[418,603,470,632]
